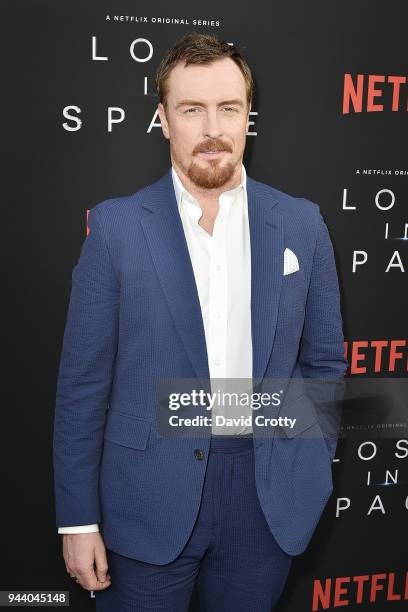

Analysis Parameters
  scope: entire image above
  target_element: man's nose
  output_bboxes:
[202,109,223,139]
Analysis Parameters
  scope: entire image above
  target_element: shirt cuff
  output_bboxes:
[58,524,99,534]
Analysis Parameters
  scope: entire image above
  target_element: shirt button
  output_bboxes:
[213,359,220,366]
[194,449,205,460]
[216,265,222,271]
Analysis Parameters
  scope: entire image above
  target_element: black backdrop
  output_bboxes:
[3,0,407,610]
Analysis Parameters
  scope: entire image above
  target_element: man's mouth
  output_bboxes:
[199,150,226,156]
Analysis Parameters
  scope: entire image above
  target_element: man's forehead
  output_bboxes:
[167,60,247,104]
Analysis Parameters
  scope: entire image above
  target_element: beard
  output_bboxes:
[186,156,235,189]
[171,135,236,190]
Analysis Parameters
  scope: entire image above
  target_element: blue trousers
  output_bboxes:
[95,435,293,611]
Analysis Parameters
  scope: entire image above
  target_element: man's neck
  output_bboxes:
[172,159,243,237]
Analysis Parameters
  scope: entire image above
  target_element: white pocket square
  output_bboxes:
[283,248,299,275]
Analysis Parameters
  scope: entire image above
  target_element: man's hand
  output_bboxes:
[62,532,111,591]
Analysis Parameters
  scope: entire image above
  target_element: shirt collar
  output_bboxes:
[171,163,247,213]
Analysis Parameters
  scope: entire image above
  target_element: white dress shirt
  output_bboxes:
[58,163,253,534]
[173,163,253,435]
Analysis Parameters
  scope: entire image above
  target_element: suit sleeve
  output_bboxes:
[298,211,348,460]
[53,207,119,527]
[298,212,347,379]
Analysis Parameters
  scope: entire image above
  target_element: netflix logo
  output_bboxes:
[312,571,408,610]
[344,340,408,374]
[342,74,408,114]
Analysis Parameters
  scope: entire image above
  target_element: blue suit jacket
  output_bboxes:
[53,167,347,562]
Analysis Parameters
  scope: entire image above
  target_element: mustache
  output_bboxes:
[195,141,231,153]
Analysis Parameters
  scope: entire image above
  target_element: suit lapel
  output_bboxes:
[140,169,210,381]
[140,168,284,383]
[247,177,283,380]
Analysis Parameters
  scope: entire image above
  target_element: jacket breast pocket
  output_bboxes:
[103,411,152,450]
[280,269,308,317]
[282,268,303,284]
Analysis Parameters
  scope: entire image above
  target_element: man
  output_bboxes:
[53,32,347,611]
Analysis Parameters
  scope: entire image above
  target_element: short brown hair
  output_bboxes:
[155,31,253,110]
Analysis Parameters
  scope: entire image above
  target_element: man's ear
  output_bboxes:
[246,102,251,130]
[157,102,170,140]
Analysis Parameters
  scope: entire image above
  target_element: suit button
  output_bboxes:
[194,448,205,460]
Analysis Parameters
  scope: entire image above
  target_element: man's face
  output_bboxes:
[157,57,251,190]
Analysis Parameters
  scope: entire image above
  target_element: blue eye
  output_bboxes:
[184,106,237,114]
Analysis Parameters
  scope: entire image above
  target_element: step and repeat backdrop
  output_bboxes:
[4,0,407,610]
